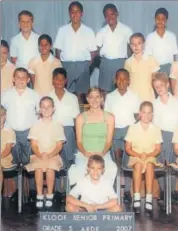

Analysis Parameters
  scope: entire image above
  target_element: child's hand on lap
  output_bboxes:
[85,204,96,212]
[140,153,147,160]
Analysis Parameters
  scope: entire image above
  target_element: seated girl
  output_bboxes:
[68,87,117,186]
[25,97,66,209]
[125,101,163,214]
[66,155,121,212]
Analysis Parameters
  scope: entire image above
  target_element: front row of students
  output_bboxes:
[1,67,178,213]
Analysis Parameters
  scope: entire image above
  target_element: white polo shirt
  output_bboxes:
[145,30,178,65]
[53,23,97,61]
[69,176,117,204]
[10,31,39,68]
[49,89,80,126]
[2,87,40,131]
[96,22,133,59]
[105,89,140,128]
[153,94,178,132]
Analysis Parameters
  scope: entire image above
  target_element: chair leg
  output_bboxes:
[66,171,70,196]
[18,164,23,213]
[165,168,169,215]
[116,170,121,205]
[168,167,172,214]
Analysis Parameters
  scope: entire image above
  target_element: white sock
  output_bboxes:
[133,193,141,208]
[145,194,152,210]
[36,195,44,208]
[45,194,54,207]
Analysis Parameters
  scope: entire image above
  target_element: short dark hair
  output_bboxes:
[116,68,130,79]
[18,10,34,21]
[40,96,55,108]
[130,32,145,43]
[53,68,67,79]
[38,34,52,46]
[103,3,118,16]
[13,67,29,78]
[69,1,83,13]
[88,155,105,169]
[155,8,168,19]
[1,40,9,51]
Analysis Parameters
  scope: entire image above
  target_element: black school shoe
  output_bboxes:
[124,191,132,204]
[145,201,153,216]
[133,200,141,214]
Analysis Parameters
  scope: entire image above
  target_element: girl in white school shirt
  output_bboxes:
[145,8,178,75]
[26,97,66,209]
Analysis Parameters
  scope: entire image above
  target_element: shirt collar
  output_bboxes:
[20,31,35,40]
[131,53,149,61]
[37,53,54,63]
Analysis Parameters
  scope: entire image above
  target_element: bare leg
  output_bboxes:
[66,203,83,212]
[133,163,142,193]
[145,162,154,194]
[46,169,55,195]
[35,169,43,195]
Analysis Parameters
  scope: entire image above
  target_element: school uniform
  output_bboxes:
[170,61,178,97]
[69,175,117,205]
[169,128,178,169]
[145,30,178,74]
[10,31,39,69]
[96,22,133,92]
[1,87,40,165]
[125,122,163,172]
[28,54,62,96]
[124,54,160,101]
[1,60,15,94]
[25,119,66,172]
[49,89,80,166]
[1,127,16,168]
[54,23,96,93]
[68,111,117,186]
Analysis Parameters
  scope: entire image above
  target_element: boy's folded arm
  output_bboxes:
[66,195,89,208]
[96,199,118,210]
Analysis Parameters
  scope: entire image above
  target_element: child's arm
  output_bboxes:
[125,141,140,158]
[171,79,177,95]
[146,143,161,158]
[1,143,14,158]
[95,199,119,210]
[47,141,64,158]
[31,139,43,158]
[174,143,178,156]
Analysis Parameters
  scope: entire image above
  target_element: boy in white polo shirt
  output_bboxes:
[66,155,122,212]
[145,8,178,75]
[50,68,80,167]
[10,10,39,69]
[1,67,40,165]
[54,1,96,102]
[96,3,133,93]
[170,61,178,97]
[105,68,140,202]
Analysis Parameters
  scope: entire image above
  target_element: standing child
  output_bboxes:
[96,3,133,93]
[66,155,121,212]
[125,33,160,102]
[26,97,66,208]
[145,8,178,75]
[50,68,80,167]
[28,34,62,96]
[1,68,40,165]
[1,40,15,94]
[10,10,39,69]
[0,106,16,193]
[54,1,96,102]
[170,61,178,97]
[125,101,163,213]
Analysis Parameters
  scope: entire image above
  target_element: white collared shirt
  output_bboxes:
[49,89,80,126]
[153,94,178,132]
[96,22,133,59]
[2,87,40,131]
[10,31,39,68]
[104,89,140,128]
[53,23,97,61]
[145,30,178,65]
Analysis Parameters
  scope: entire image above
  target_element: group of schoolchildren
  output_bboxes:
[1,1,178,215]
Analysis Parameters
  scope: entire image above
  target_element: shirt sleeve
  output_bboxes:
[155,127,163,144]
[144,34,153,56]
[28,58,36,75]
[96,30,103,48]
[1,91,8,108]
[69,181,82,198]
[104,95,112,113]
[170,62,178,79]
[55,124,66,142]
[107,185,118,200]
[28,125,39,141]
[72,96,80,118]
[150,57,160,72]
[10,37,18,57]
[172,34,178,54]
[53,28,63,50]
[125,125,134,142]
[88,30,97,52]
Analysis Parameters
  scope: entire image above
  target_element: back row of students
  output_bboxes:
[1,64,178,211]
[1,2,178,99]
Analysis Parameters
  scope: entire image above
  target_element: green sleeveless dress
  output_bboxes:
[82,111,108,153]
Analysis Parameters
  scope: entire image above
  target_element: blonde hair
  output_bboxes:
[139,101,153,112]
[0,105,6,116]
[86,87,103,97]
[152,72,169,85]
[87,155,105,169]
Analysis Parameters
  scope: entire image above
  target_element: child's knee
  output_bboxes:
[134,163,142,172]
[65,203,78,212]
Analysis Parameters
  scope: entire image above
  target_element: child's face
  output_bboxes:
[139,106,153,124]
[130,37,144,55]
[104,8,118,27]
[19,15,33,33]
[13,71,29,89]
[155,13,167,29]
[69,5,83,24]
[40,100,54,119]
[87,91,103,109]
[116,72,129,92]
[153,80,169,96]
[1,114,6,129]
[1,46,8,64]
[88,161,104,181]
[53,74,66,89]
[39,39,51,56]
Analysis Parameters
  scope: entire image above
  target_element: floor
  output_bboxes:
[1,195,178,231]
